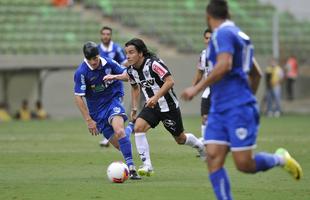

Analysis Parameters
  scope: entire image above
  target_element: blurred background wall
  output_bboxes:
[1,0,309,118]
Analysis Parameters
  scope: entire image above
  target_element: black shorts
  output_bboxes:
[137,107,184,137]
[200,97,211,116]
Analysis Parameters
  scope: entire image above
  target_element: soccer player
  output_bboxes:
[97,26,128,147]
[191,28,212,140]
[181,1,302,199]
[74,41,141,180]
[104,38,206,177]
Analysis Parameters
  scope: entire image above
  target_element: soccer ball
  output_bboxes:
[106,161,129,183]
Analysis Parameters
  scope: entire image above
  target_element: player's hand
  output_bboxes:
[86,119,99,136]
[181,86,196,101]
[103,74,116,81]
[145,96,158,108]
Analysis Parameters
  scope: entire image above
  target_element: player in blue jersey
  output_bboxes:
[181,1,302,199]
[74,41,141,180]
[98,26,128,66]
[98,26,128,147]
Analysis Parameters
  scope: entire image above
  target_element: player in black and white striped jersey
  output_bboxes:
[192,29,212,140]
[103,38,206,177]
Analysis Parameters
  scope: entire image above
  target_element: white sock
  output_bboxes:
[185,133,204,150]
[135,132,152,167]
[201,125,206,139]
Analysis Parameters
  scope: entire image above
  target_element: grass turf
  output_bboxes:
[0,115,309,200]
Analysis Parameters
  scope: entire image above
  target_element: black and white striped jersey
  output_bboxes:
[127,57,179,112]
[197,49,211,99]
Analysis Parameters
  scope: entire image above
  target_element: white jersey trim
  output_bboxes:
[204,140,230,146]
[99,41,114,52]
[231,144,257,152]
[74,92,85,96]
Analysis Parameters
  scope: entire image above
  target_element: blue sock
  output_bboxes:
[209,168,232,200]
[254,152,278,172]
[125,122,134,139]
[118,137,134,167]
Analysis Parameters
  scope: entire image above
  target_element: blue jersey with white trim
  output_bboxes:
[207,20,256,112]
[74,56,125,115]
[98,41,127,65]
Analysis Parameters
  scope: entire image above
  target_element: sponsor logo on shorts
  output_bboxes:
[235,127,248,140]
[163,119,176,128]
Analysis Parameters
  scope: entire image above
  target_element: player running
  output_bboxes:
[74,41,140,180]
[181,1,302,199]
[191,28,212,141]
[104,38,206,177]
[97,26,128,147]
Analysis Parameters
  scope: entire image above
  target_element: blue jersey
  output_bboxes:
[74,57,125,116]
[98,41,127,65]
[207,20,256,113]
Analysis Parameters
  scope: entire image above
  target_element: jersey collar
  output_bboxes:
[84,57,108,71]
[100,41,114,52]
[214,20,235,32]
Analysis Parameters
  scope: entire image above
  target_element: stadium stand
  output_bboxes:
[0,0,129,55]
[82,0,310,62]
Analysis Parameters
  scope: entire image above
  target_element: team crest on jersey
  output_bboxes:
[235,127,248,140]
[113,107,121,113]
[127,68,133,75]
[105,68,112,75]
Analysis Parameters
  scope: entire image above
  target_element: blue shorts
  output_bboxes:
[91,98,128,140]
[204,103,260,151]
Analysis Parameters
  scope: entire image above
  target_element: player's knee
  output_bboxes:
[235,160,256,173]
[114,128,125,138]
[174,134,186,144]
[134,125,144,133]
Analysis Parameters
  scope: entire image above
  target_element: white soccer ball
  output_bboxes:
[106,161,129,183]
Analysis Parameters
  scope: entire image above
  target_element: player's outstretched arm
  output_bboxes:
[181,53,232,101]
[103,71,129,82]
[248,57,262,94]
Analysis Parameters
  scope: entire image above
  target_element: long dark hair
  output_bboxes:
[125,38,156,58]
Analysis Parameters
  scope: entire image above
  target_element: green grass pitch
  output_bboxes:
[0,115,309,200]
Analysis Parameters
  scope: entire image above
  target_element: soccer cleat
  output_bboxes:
[99,138,109,147]
[275,148,303,180]
[129,165,141,180]
[138,165,154,177]
[197,147,207,161]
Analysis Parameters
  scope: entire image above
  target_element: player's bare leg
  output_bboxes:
[111,116,141,180]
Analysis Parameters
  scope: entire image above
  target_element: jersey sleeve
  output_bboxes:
[74,69,86,96]
[213,28,235,56]
[151,60,171,80]
[111,59,126,75]
[126,67,137,86]
[115,45,127,65]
